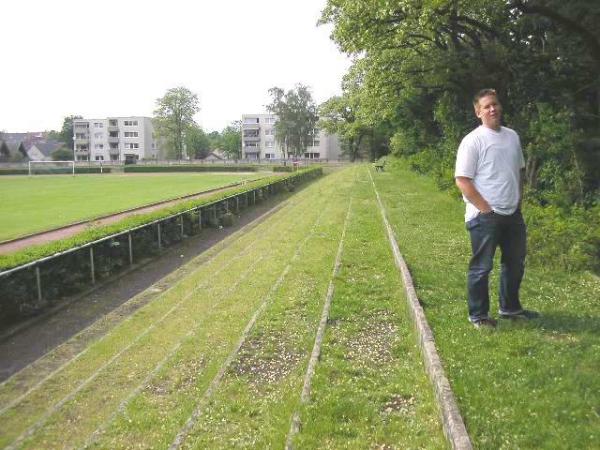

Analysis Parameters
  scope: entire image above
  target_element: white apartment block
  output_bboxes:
[73,117,159,162]
[242,114,342,160]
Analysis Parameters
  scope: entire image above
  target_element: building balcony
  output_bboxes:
[243,146,260,153]
[109,147,120,155]
[107,125,119,132]
[74,123,89,129]
[75,149,89,154]
[108,136,119,144]
[243,123,260,130]
[74,137,89,144]
[243,135,260,141]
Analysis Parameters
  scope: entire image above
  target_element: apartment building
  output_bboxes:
[241,114,341,160]
[73,117,159,162]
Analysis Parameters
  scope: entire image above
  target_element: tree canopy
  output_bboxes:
[153,87,200,160]
[267,84,318,159]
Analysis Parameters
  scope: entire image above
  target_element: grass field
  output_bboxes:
[0,166,445,449]
[0,163,597,448]
[374,159,600,449]
[0,173,261,241]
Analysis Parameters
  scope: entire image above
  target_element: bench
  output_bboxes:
[373,159,386,172]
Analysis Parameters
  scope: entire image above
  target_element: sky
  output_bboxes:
[1,0,351,133]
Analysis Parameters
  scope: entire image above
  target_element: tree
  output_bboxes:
[51,147,74,161]
[220,121,242,159]
[0,140,9,162]
[185,124,211,159]
[153,87,200,160]
[18,142,28,160]
[267,84,318,159]
[58,115,82,149]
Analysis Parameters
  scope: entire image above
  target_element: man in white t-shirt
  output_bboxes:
[455,89,538,329]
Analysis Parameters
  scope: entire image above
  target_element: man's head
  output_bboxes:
[473,88,502,130]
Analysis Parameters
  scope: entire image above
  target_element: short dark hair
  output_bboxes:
[473,88,497,106]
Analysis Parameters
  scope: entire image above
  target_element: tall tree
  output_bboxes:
[0,140,10,162]
[220,121,242,159]
[59,115,83,149]
[153,87,200,160]
[267,84,318,159]
[185,124,211,159]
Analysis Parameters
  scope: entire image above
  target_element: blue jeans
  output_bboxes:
[466,210,526,321]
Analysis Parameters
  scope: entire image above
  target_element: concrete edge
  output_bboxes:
[369,170,473,450]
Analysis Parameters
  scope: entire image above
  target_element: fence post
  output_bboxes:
[198,207,202,230]
[157,223,162,250]
[90,246,95,284]
[180,214,184,238]
[128,232,133,265]
[35,265,43,304]
[236,196,240,213]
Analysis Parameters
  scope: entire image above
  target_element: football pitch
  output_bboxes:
[0,172,261,241]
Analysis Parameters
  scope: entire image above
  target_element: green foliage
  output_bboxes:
[267,84,318,158]
[58,115,83,148]
[219,121,242,159]
[185,124,211,160]
[123,165,259,173]
[153,87,200,160]
[0,140,10,162]
[526,202,600,273]
[51,147,74,161]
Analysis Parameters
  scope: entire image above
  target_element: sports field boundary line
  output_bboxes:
[5,255,266,450]
[285,199,352,450]
[368,168,472,450]
[168,194,334,450]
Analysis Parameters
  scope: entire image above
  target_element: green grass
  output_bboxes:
[0,173,261,241]
[0,166,445,449]
[373,158,600,449]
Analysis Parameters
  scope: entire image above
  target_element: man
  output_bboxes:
[455,89,538,329]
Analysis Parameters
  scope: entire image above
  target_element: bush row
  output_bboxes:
[0,167,112,175]
[123,165,260,173]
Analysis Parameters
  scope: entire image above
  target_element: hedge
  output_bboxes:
[0,167,112,175]
[123,165,261,173]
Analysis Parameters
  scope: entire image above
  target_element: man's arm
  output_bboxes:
[455,176,493,213]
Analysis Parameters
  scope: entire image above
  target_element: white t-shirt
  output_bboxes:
[455,125,525,221]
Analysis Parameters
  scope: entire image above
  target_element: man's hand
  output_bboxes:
[455,176,493,213]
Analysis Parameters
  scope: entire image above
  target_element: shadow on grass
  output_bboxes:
[499,310,599,336]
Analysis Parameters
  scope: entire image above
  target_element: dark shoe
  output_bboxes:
[472,317,497,329]
[499,309,540,320]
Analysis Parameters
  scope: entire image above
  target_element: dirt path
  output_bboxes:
[0,181,258,255]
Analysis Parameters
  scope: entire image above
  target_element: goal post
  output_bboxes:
[28,160,75,176]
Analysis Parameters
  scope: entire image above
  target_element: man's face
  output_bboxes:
[475,94,502,129]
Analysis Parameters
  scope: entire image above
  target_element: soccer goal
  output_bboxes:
[28,160,75,176]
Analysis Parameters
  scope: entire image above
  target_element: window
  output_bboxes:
[124,120,139,126]
[109,119,118,126]
[124,131,139,137]
[94,144,104,150]
[94,122,104,128]
[95,155,104,161]
[94,132,103,139]
[75,133,87,139]
[124,143,139,149]
[243,117,259,124]
[109,143,118,149]
[265,140,274,148]
[265,153,275,159]
[304,152,320,159]
[264,128,274,136]
[76,144,88,150]
[244,141,258,148]
[264,116,276,124]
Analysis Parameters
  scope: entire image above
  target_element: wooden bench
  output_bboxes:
[373,159,386,172]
